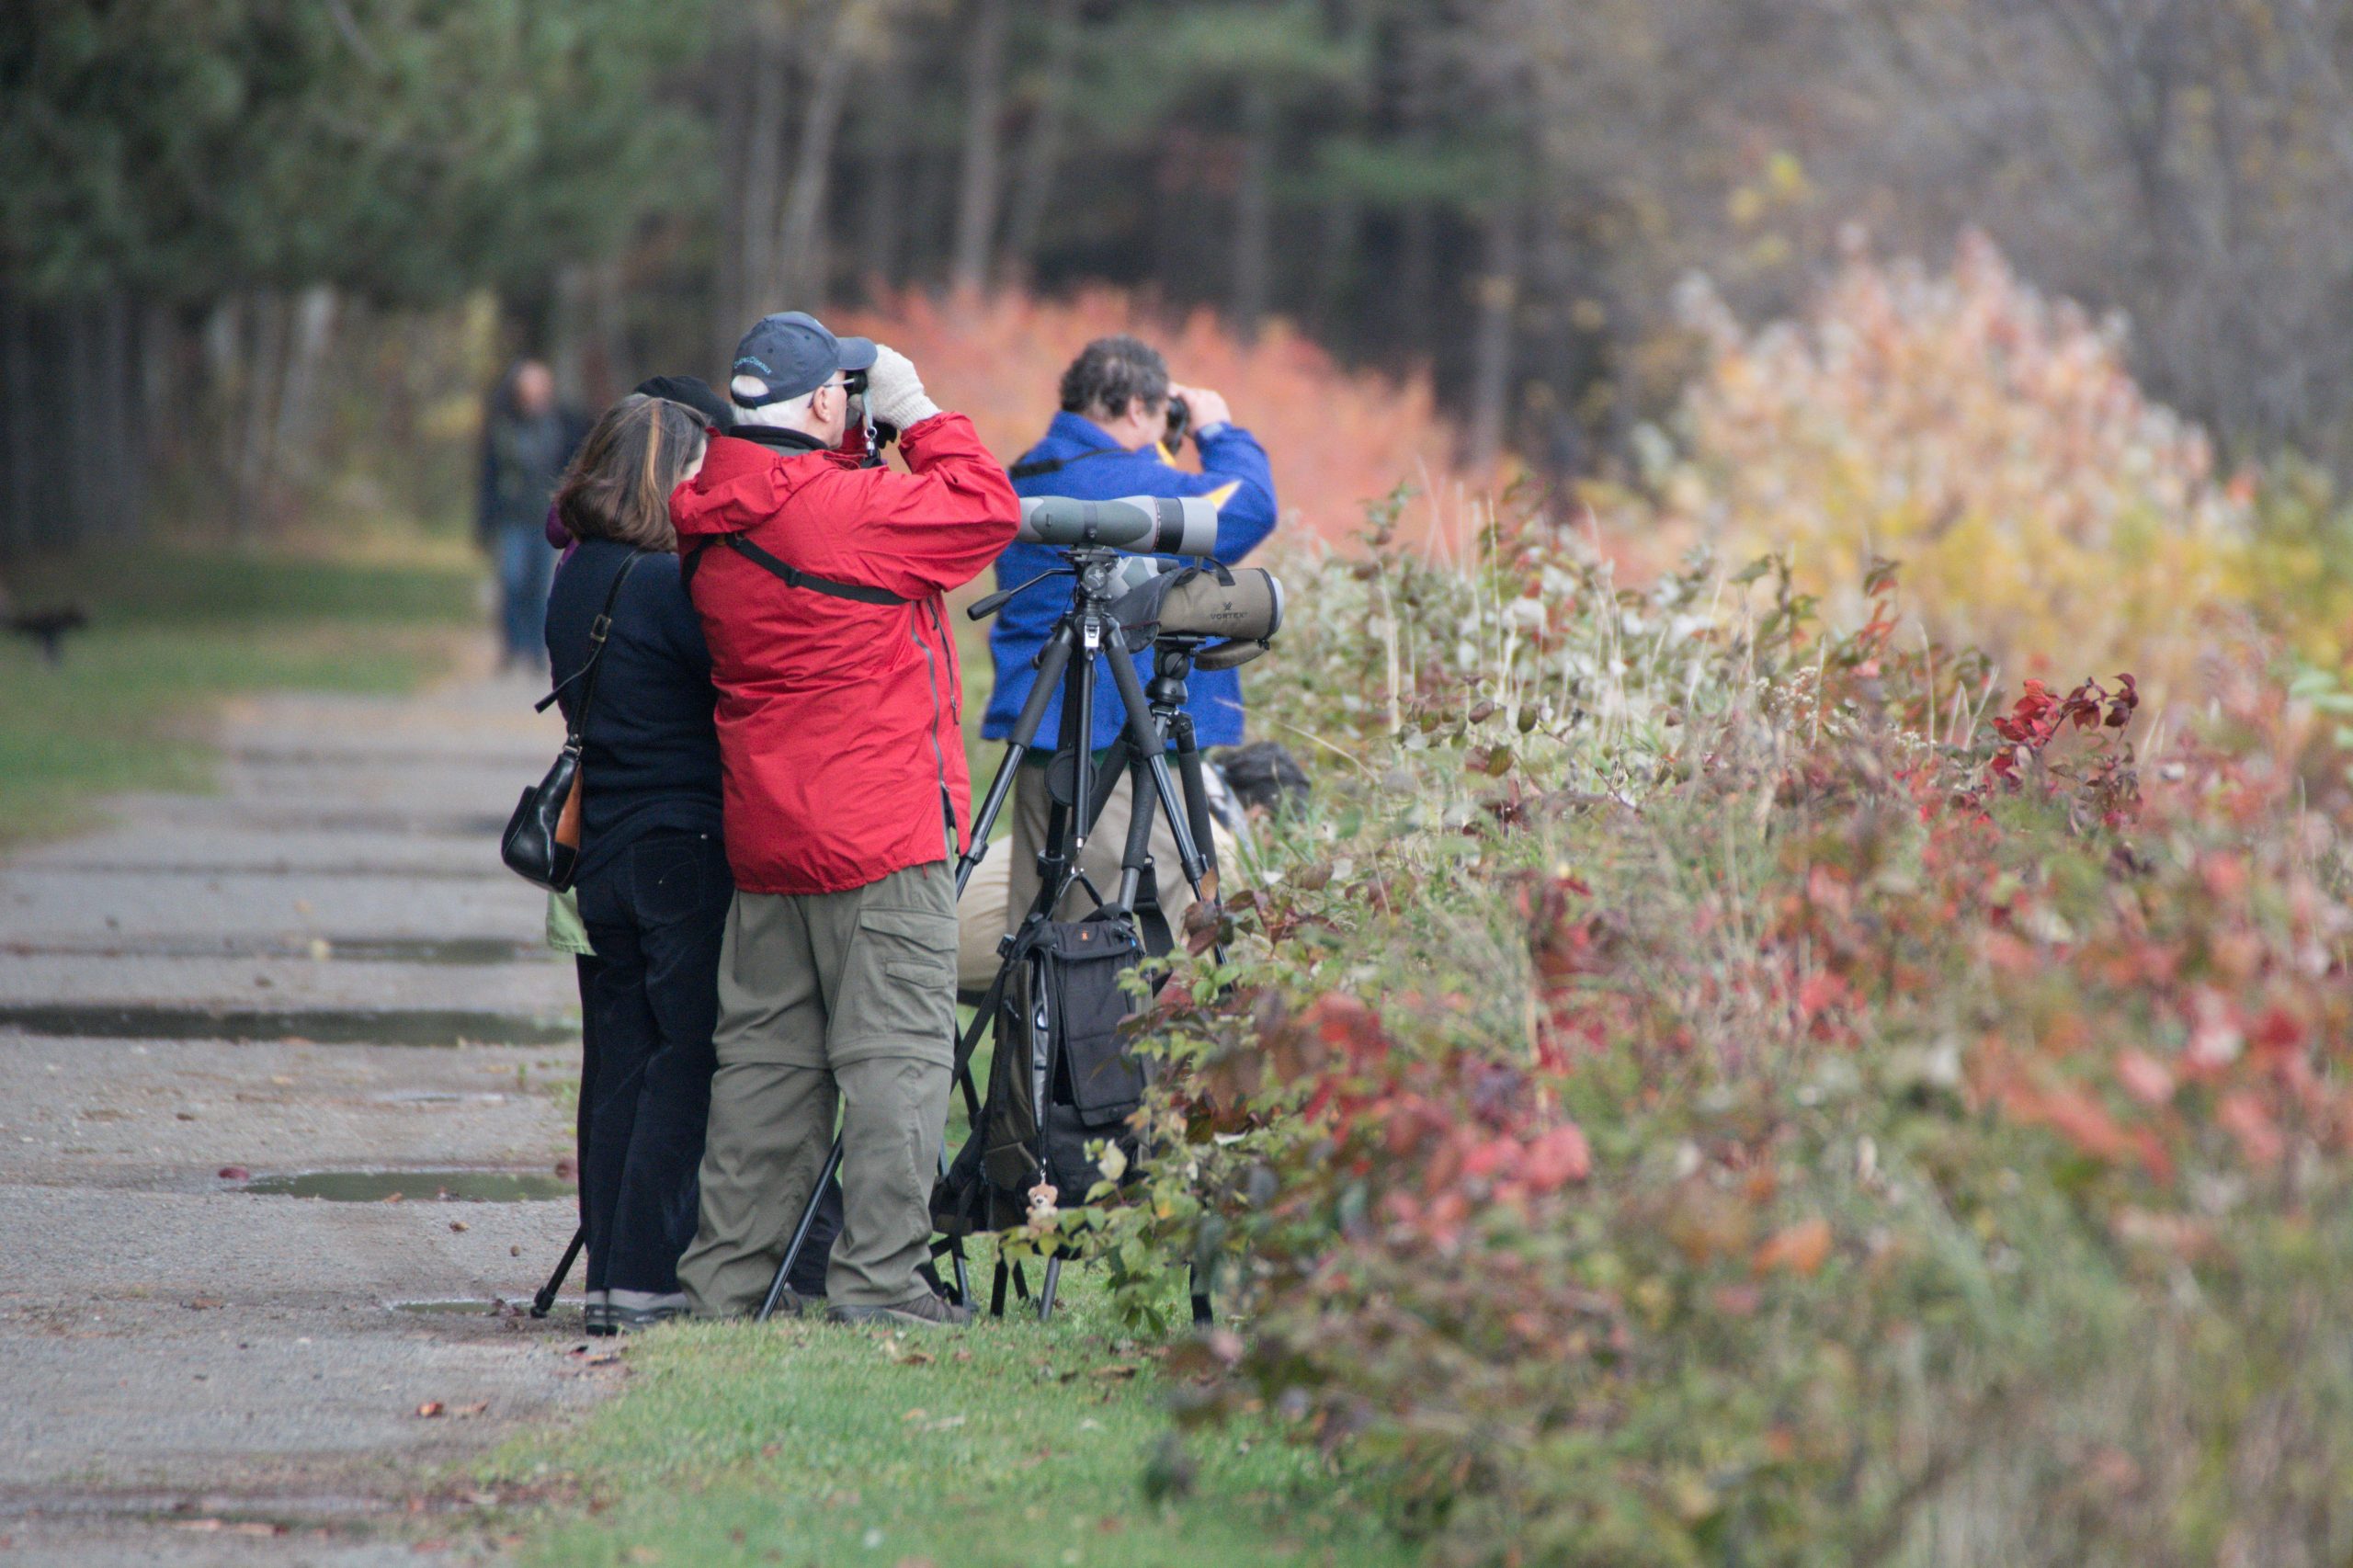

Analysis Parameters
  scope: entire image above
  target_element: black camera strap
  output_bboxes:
[680,531,910,607]
[1007,445,1126,483]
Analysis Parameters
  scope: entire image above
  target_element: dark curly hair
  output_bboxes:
[1058,335,1170,419]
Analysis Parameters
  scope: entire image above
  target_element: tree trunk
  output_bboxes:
[1464,195,1523,473]
[907,142,956,286]
[272,285,337,493]
[995,0,1079,288]
[718,20,790,361]
[949,0,1010,294]
[853,44,915,294]
[0,292,38,562]
[1231,78,1276,339]
[775,12,861,307]
[234,291,290,540]
[95,293,143,540]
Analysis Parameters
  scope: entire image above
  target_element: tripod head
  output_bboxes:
[968,545,1165,624]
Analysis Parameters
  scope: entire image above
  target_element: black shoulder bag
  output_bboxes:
[499,549,647,892]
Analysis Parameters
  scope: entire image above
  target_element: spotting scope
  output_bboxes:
[1016,494,1221,556]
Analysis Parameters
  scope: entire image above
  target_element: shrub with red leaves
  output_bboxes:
[1063,517,2353,1567]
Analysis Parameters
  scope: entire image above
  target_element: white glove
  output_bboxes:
[865,344,940,430]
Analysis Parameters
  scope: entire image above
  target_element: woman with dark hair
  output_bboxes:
[543,394,733,1333]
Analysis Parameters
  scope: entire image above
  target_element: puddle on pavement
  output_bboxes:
[0,1005,578,1047]
[388,1298,534,1319]
[1,936,540,964]
[244,1169,575,1202]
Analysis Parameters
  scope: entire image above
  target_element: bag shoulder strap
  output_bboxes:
[681,532,909,607]
[538,548,648,745]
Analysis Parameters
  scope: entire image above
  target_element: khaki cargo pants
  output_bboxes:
[1001,762,1200,940]
[678,862,957,1316]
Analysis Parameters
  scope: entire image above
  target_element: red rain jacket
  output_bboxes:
[670,414,1019,896]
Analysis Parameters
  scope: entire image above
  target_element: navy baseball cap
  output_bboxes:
[729,312,878,407]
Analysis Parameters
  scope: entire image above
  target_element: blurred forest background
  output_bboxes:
[10,0,2353,567]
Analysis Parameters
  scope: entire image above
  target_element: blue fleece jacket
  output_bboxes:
[983,411,1279,751]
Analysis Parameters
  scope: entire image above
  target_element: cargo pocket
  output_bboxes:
[836,905,958,1062]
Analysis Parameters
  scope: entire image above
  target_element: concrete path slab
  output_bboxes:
[0,654,608,1565]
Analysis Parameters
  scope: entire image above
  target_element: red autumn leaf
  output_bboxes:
[2216,1092,2286,1166]
[1521,1123,1592,1191]
[1795,971,1846,1020]
[2114,1050,2175,1108]
[1752,1217,1834,1277]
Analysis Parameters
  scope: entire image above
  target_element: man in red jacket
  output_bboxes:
[671,311,1018,1327]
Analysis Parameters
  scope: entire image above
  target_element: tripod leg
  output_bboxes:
[1038,1254,1063,1323]
[1169,710,1219,884]
[958,627,1077,898]
[1113,751,1158,915]
[990,1256,1009,1317]
[1189,1261,1213,1326]
[1102,644,1211,894]
[757,1135,844,1322]
[529,1228,585,1319]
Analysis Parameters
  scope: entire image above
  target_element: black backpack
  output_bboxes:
[934,910,1153,1236]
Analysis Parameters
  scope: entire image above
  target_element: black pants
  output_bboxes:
[574,830,839,1298]
[573,831,733,1298]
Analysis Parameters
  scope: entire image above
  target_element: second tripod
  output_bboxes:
[756,546,1272,1323]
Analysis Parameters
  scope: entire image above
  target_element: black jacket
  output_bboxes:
[545,538,724,883]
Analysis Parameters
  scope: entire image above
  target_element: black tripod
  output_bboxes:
[755,546,1227,1323]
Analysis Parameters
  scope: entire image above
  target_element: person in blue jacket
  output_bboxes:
[984,335,1278,937]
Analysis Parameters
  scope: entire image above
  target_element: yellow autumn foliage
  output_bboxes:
[1649,231,2256,705]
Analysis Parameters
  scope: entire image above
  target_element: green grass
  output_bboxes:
[0,541,482,843]
[490,1278,1415,1568]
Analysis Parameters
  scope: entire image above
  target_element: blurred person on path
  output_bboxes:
[480,358,587,670]
[985,335,1279,938]
[671,312,1018,1328]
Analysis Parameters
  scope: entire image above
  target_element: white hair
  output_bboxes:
[730,375,815,429]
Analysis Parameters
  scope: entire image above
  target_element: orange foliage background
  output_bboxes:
[835,287,1477,548]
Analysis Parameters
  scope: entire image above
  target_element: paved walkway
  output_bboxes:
[0,653,610,1565]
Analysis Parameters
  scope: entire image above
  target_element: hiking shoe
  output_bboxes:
[762,1288,813,1321]
[607,1290,688,1333]
[827,1292,972,1329]
[583,1298,616,1337]
[608,1302,687,1333]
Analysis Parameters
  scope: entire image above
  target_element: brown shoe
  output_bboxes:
[826,1292,972,1329]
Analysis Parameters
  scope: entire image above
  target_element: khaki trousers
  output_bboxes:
[1003,763,1203,940]
[678,862,957,1316]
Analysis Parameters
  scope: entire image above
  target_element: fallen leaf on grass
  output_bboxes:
[415,1402,444,1418]
[217,1166,250,1181]
[381,1193,404,1205]
[1752,1218,1834,1277]
[1090,1363,1140,1381]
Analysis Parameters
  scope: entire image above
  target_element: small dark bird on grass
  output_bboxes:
[7,606,89,665]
